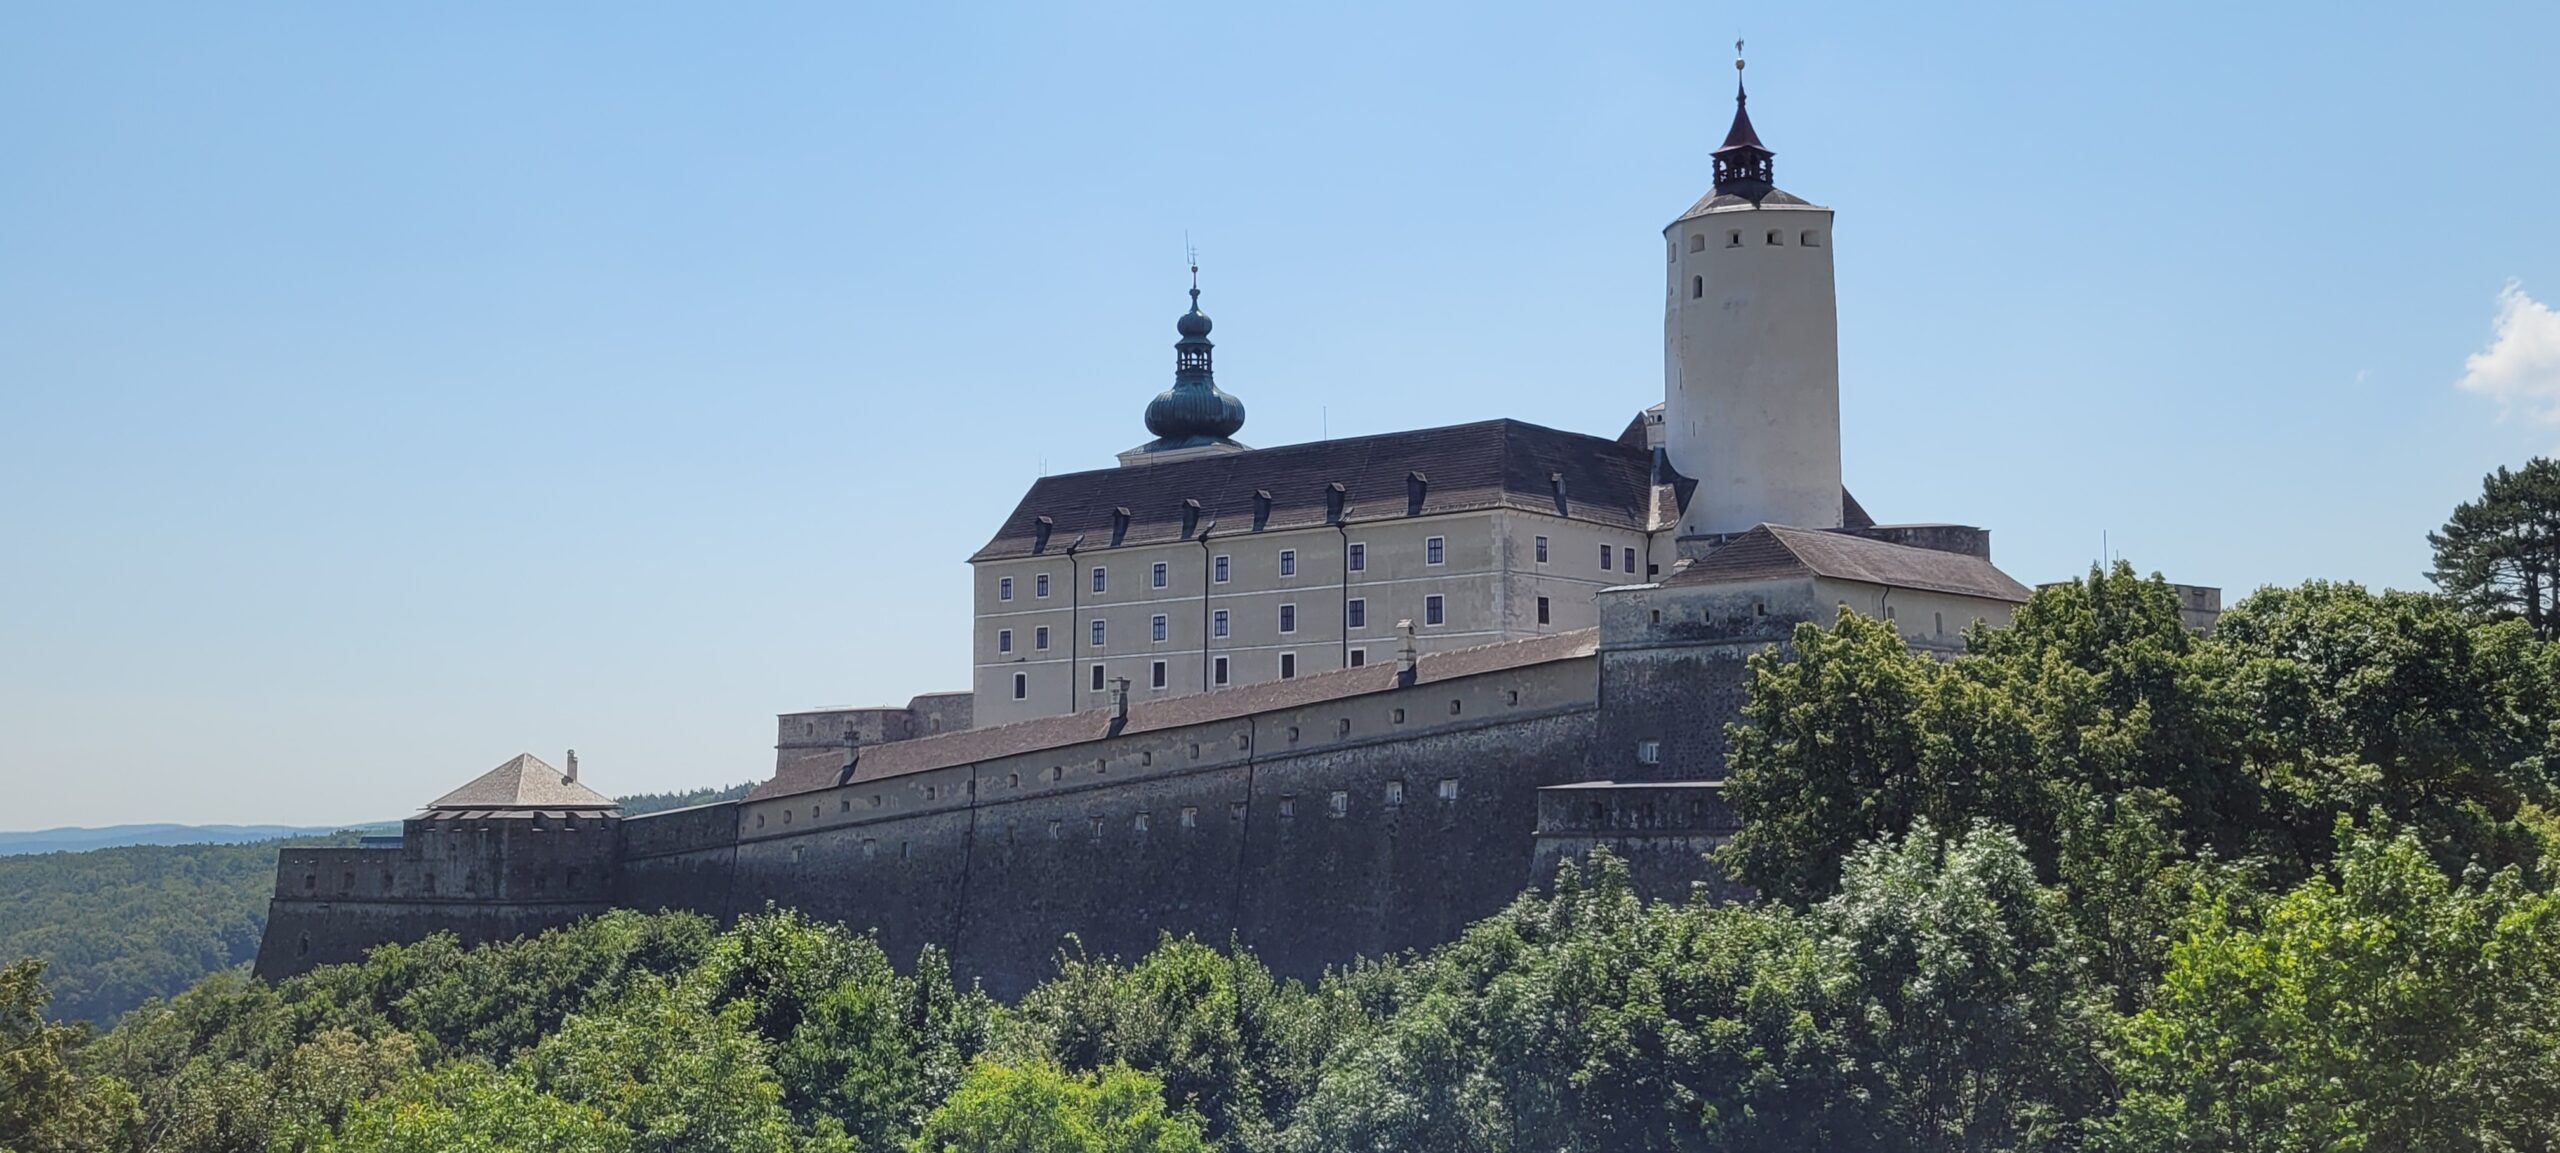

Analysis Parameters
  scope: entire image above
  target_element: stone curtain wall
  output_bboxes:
[256,823,621,979]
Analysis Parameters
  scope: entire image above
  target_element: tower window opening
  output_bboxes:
[1727,230,1742,247]
[1691,275,1704,299]
[1802,230,1820,246]
[1012,673,1026,700]
[1689,233,1706,253]
[1766,230,1783,245]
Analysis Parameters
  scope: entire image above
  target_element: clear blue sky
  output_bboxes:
[6,3,2557,828]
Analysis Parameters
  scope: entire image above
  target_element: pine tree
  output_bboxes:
[2429,458,2560,639]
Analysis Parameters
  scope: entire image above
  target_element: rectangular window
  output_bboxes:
[1150,660,1168,689]
[1181,807,1198,829]
[1600,543,1613,570]
[1092,566,1107,593]
[1134,812,1150,833]
[1214,655,1229,686]
[1636,739,1662,764]
[998,629,1013,653]
[1535,535,1549,563]
[1385,780,1404,806]
[1348,648,1366,667]
[1091,664,1106,691]
[1346,598,1366,629]
[1212,608,1230,638]
[1625,547,1637,573]
[998,576,1014,601]
[1425,594,1445,626]
[1278,604,1297,634]
[1347,542,1366,572]
[1425,536,1445,566]
[1034,626,1049,650]
[1279,549,1297,576]
[1151,561,1168,589]
[1438,778,1459,801]
[1152,614,1169,643]
[1012,673,1027,700]
[1280,652,1297,679]
[1036,573,1051,598]
[1090,619,1107,648]
[1537,596,1551,625]
[1213,554,1230,583]
[1328,790,1348,818]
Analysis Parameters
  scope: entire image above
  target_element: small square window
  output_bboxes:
[1347,598,1366,629]
[1425,595,1445,626]
[1336,717,1352,736]
[1280,652,1297,679]
[1278,603,1297,634]
[1279,549,1297,577]
[1637,739,1661,764]
[1151,561,1169,589]
[1051,765,1064,781]
[1213,554,1230,583]
[1392,707,1406,724]
[1689,233,1706,253]
[1328,791,1349,818]
[998,576,1014,601]
[1036,573,1051,598]
[1347,542,1366,572]
[1425,536,1445,566]
[1151,660,1168,689]
[1348,648,1366,667]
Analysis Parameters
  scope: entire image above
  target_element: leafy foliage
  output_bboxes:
[2429,457,2560,639]
[10,559,2560,1151]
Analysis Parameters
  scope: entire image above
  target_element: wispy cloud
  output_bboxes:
[2458,281,2560,424]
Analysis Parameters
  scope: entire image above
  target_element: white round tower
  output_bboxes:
[1662,46,1842,540]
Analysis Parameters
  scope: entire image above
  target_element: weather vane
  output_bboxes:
[1736,38,1745,71]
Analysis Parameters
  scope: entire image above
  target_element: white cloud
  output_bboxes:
[2458,281,2560,424]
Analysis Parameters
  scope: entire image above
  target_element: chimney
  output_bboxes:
[565,749,579,783]
[1108,676,1132,736]
[1395,620,1420,687]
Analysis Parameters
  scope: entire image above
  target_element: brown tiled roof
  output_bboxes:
[970,420,1653,562]
[747,629,1601,803]
[1665,524,2031,602]
[424,754,619,814]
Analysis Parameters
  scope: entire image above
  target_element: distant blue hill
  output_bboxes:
[0,823,392,856]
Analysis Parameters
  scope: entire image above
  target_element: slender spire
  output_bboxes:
[1712,39,1775,195]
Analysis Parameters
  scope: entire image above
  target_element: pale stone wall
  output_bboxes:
[1663,202,1843,537]
[970,511,1655,727]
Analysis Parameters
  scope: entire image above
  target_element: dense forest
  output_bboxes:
[0,786,751,1027]
[10,563,2560,1150]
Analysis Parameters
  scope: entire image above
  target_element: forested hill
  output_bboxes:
[9,567,2560,1151]
[0,783,752,1025]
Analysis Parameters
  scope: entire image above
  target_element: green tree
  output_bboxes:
[2429,457,2560,639]
[523,977,829,1153]
[2,957,139,1153]
[321,1059,633,1153]
[2104,818,2560,1152]
[909,1060,1207,1153]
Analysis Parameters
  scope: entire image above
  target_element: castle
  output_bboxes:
[256,57,2084,994]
